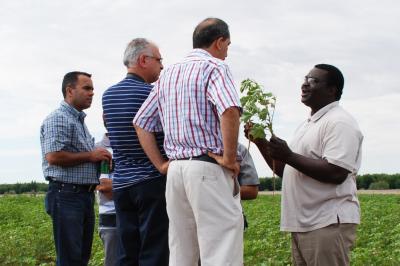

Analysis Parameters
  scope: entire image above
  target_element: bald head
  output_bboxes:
[193,18,230,49]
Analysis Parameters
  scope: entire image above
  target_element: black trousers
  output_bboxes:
[113,177,169,266]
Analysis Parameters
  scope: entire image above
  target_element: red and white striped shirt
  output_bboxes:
[133,49,241,159]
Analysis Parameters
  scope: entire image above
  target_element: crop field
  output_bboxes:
[1,194,400,265]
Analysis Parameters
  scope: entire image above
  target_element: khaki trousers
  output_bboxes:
[291,223,357,266]
[166,160,244,266]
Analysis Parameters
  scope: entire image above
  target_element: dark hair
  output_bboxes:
[193,18,230,49]
[62,71,91,98]
[314,64,344,100]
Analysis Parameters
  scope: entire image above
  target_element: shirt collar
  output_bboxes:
[60,101,86,121]
[309,101,339,122]
[126,72,145,82]
[189,48,213,58]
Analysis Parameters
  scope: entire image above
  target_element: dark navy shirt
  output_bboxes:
[102,74,165,190]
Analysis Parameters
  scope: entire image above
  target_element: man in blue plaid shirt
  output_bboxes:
[40,71,111,265]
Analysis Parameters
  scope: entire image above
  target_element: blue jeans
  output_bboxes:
[114,177,169,266]
[45,182,95,266]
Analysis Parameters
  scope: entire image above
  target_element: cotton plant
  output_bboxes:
[240,78,276,140]
[240,78,278,193]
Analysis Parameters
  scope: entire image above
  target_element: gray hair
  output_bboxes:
[123,38,152,67]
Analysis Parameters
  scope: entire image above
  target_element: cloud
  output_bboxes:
[1,0,399,183]
[343,93,400,173]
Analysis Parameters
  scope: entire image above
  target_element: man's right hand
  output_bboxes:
[90,148,112,163]
[207,152,240,177]
[243,122,286,177]
[97,178,113,200]
[158,160,170,175]
[244,122,254,141]
[244,122,269,147]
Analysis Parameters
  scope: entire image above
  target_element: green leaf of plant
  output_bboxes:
[241,111,253,123]
[250,124,266,139]
[240,79,276,139]
[259,108,268,121]
[240,96,250,106]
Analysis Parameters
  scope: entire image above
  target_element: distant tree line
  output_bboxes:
[258,173,400,191]
[258,177,282,191]
[1,174,399,194]
[0,181,48,195]
[356,173,400,190]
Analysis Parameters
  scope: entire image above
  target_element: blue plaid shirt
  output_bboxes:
[40,101,98,184]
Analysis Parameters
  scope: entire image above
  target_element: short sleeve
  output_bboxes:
[238,144,260,185]
[322,122,363,173]
[41,115,70,155]
[207,63,241,117]
[133,86,163,132]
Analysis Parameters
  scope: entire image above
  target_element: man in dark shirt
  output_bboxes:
[102,38,169,265]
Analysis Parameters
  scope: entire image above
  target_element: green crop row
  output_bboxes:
[1,194,400,265]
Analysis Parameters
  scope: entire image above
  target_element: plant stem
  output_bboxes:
[271,132,276,196]
[272,160,276,196]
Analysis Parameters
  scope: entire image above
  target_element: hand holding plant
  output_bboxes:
[240,78,278,193]
[240,79,276,140]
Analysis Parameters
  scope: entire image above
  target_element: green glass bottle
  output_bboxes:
[100,160,110,175]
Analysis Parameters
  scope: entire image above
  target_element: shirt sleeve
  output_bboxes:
[207,63,242,117]
[238,144,260,185]
[133,86,163,132]
[99,174,111,180]
[322,121,363,173]
[41,114,71,155]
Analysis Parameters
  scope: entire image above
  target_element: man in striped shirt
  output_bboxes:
[133,18,243,266]
[102,38,169,266]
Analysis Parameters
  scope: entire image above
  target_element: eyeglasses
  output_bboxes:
[304,76,323,85]
[144,55,163,64]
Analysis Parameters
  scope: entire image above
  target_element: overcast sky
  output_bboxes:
[0,0,399,183]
